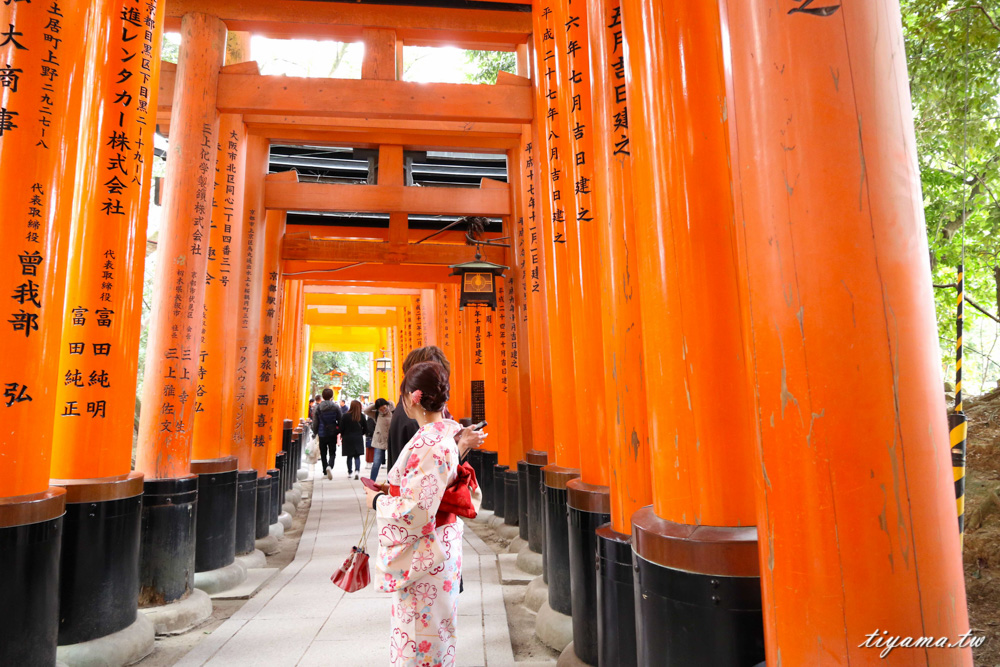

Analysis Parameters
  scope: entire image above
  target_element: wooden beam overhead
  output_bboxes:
[163,0,531,48]
[287,225,490,245]
[218,75,532,123]
[246,125,518,153]
[266,182,510,216]
[285,263,460,283]
[283,238,505,266]
[158,71,532,123]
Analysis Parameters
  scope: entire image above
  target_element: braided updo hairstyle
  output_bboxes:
[400,361,450,413]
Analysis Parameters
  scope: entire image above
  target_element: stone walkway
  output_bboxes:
[173,457,517,667]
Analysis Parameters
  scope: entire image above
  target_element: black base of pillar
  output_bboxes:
[467,449,484,489]
[525,451,547,553]
[632,508,765,666]
[493,464,509,517]
[596,525,638,667]
[139,476,198,606]
[504,469,519,526]
[543,465,580,616]
[567,481,610,666]
[192,458,238,573]
[235,470,258,556]
[480,450,498,512]
[275,451,288,501]
[56,474,143,646]
[267,468,281,524]
[0,489,65,667]
[282,421,293,493]
[517,461,529,539]
[255,476,271,540]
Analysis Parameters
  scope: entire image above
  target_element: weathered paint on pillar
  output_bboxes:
[134,12,226,480]
[250,208,285,475]
[0,0,90,496]
[50,0,165,480]
[586,0,650,532]
[229,134,267,472]
[722,2,972,663]
[551,0,609,487]
[513,123,554,453]
[620,0,756,528]
[531,0,580,466]
[504,159,535,458]
[192,113,246,461]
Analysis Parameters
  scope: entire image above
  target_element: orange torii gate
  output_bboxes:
[0,1,973,666]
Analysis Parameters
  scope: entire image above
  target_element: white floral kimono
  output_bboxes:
[375,419,464,667]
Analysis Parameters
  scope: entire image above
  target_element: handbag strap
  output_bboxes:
[358,509,376,550]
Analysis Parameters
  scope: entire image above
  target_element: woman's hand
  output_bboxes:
[364,484,380,508]
[457,426,487,457]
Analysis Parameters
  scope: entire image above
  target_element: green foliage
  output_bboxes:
[161,32,180,64]
[903,0,1000,394]
[310,351,373,403]
[464,50,517,84]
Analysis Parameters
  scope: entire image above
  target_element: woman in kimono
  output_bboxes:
[364,361,467,667]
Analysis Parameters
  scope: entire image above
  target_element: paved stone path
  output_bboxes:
[174,458,517,667]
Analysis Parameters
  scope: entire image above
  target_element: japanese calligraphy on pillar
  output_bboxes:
[523,139,542,297]
[607,3,629,158]
[414,296,424,347]
[155,120,216,439]
[252,268,278,449]
[563,0,595,240]
[3,2,73,411]
[498,286,508,394]
[474,306,483,367]
[540,4,568,246]
[1,0,89,496]
[232,205,255,447]
[56,0,162,433]
[194,115,245,459]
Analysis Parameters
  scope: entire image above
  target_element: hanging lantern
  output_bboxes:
[375,355,392,373]
[326,367,346,393]
[450,258,507,310]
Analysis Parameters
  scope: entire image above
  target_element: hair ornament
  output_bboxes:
[411,390,423,406]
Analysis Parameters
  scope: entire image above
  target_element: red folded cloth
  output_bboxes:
[387,462,479,526]
[439,462,479,519]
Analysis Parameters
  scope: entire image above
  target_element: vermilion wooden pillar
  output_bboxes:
[531,1,583,645]
[252,206,287,532]
[509,122,551,551]
[531,0,580,470]
[723,3,972,665]
[231,134,268,553]
[189,112,248,581]
[586,0,651,664]
[622,0,763,665]
[0,1,89,662]
[134,11,225,612]
[621,0,763,664]
[49,0,165,653]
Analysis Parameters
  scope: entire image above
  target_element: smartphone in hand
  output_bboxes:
[361,477,381,492]
[472,420,488,431]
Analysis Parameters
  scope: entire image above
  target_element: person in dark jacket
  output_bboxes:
[339,400,366,479]
[386,345,488,470]
[315,388,340,480]
[339,399,348,414]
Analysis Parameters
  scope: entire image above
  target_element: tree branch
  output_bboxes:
[933,284,1000,323]
[948,4,1000,33]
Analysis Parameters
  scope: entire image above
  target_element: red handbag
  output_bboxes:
[331,510,375,593]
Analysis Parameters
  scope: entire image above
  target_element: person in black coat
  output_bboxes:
[339,400,366,479]
[315,388,340,480]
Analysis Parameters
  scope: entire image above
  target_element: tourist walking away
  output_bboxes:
[340,400,366,479]
[364,398,394,481]
[316,388,340,480]
[365,361,475,667]
[364,407,376,469]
